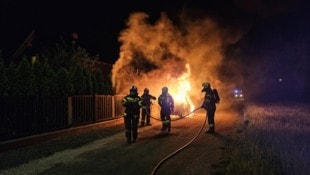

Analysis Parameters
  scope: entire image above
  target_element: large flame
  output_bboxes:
[169,64,195,116]
[111,11,246,113]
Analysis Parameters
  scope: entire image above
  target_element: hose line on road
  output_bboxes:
[150,109,207,175]
[179,107,202,118]
[147,106,202,122]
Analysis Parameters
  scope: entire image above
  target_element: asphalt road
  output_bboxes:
[0,109,239,175]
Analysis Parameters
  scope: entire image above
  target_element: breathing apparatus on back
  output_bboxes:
[201,82,220,104]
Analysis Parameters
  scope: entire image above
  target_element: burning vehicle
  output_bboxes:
[172,95,193,118]
[111,12,232,118]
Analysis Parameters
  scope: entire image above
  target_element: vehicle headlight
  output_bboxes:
[233,88,244,100]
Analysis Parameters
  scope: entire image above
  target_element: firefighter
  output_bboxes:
[158,87,174,133]
[200,82,220,134]
[140,88,156,127]
[122,85,142,144]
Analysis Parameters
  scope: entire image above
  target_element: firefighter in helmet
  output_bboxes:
[122,85,142,144]
[158,87,174,133]
[201,82,220,134]
[140,88,156,126]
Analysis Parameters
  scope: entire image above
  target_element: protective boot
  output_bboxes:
[205,126,215,134]
[167,121,171,132]
[162,120,170,134]
[161,123,165,130]
[126,130,131,143]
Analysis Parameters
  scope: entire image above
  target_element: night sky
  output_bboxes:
[0,0,309,85]
[1,0,309,101]
[1,0,307,63]
[0,0,186,63]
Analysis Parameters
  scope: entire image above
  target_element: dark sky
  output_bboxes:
[0,0,309,64]
[0,0,184,63]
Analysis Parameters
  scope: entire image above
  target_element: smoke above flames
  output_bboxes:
[112,11,244,107]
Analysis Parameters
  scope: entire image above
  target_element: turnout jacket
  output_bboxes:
[122,94,142,115]
[141,93,156,108]
[158,93,174,114]
[201,89,217,110]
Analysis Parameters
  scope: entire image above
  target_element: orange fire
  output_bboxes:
[111,12,229,117]
[168,64,195,117]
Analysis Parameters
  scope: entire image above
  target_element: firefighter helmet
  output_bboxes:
[130,85,138,93]
[162,87,168,93]
[201,82,211,92]
[144,88,149,93]
[202,82,210,88]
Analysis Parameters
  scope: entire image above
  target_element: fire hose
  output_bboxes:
[150,107,206,175]
[146,106,203,121]
[179,107,202,118]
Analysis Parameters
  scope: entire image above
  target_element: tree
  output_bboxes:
[103,75,113,95]
[56,68,72,95]
[40,39,100,72]
[84,69,94,94]
[32,58,45,96]
[15,57,37,96]
[70,65,87,95]
[6,62,18,96]
[0,53,9,95]
[93,69,105,94]
[32,59,57,96]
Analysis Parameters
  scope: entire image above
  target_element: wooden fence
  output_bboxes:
[0,95,125,142]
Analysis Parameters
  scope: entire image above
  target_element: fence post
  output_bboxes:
[112,95,115,117]
[67,96,72,126]
[94,94,98,122]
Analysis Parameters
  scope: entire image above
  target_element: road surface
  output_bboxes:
[0,109,240,175]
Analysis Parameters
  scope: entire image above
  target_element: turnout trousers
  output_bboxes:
[124,114,139,143]
[141,107,151,125]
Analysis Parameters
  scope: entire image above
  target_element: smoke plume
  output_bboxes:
[112,11,244,108]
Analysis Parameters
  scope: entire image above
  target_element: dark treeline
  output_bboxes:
[0,40,114,96]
